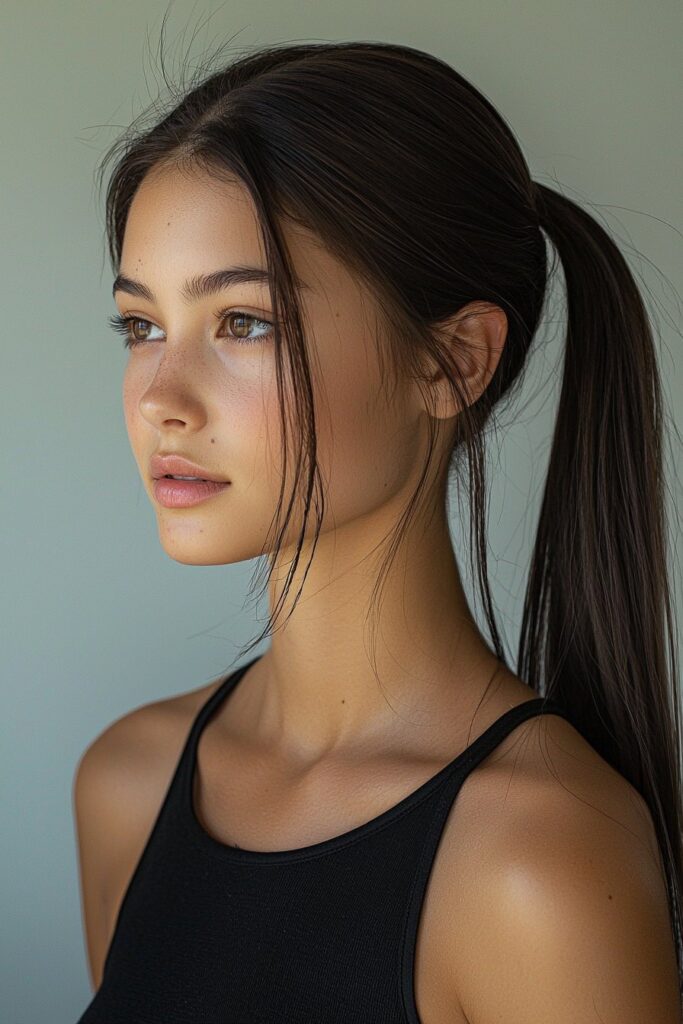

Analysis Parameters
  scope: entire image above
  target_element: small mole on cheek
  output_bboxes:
[210,438,215,443]
[341,699,345,704]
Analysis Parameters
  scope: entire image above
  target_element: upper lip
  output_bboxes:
[150,453,230,483]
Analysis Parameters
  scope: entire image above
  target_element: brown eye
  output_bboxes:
[219,310,274,345]
[130,319,153,342]
[107,313,163,349]
[227,312,254,339]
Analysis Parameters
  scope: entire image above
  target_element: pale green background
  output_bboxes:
[1,1,681,1020]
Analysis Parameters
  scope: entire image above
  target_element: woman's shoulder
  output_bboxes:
[74,670,227,872]
[77,672,226,769]
[443,707,661,898]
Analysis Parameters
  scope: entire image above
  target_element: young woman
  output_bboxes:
[73,38,682,1023]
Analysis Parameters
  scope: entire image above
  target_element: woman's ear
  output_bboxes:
[419,301,508,421]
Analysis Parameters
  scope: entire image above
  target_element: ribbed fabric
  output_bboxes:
[76,654,571,1024]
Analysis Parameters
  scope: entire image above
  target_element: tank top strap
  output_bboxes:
[439,694,572,789]
[162,656,263,823]
[399,694,571,1024]
[189,656,260,742]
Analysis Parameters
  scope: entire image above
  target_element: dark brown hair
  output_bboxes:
[96,32,682,993]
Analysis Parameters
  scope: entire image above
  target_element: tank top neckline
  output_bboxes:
[178,653,568,865]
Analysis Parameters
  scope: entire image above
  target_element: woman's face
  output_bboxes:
[117,162,429,568]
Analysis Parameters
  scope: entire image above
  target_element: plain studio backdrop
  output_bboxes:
[1,1,681,1020]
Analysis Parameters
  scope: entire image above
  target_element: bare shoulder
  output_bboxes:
[74,671,224,822]
[442,712,679,1022]
[72,672,226,991]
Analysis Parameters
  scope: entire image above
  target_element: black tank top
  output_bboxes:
[76,654,571,1024]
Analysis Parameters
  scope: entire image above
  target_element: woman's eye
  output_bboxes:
[106,314,164,348]
[106,310,274,349]
[219,311,274,344]
[127,318,164,344]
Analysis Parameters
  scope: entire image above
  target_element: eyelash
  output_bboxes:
[106,308,275,349]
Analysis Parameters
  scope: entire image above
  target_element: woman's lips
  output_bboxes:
[152,477,230,508]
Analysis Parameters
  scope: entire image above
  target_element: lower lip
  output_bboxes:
[152,477,230,508]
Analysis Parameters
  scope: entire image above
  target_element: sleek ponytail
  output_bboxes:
[523,181,682,958]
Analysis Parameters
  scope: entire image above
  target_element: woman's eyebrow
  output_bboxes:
[112,265,310,302]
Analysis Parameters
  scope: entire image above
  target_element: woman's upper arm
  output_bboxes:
[72,724,133,992]
[71,702,170,991]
